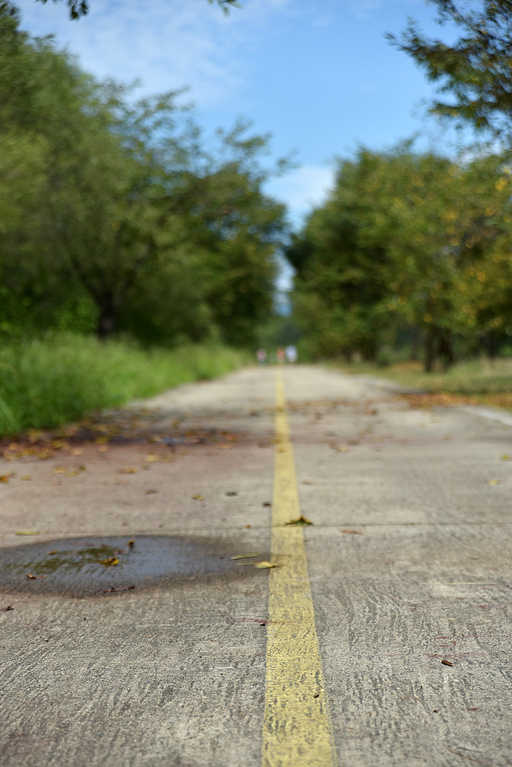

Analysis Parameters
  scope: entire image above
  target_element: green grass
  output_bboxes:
[0,334,250,436]
[333,357,512,409]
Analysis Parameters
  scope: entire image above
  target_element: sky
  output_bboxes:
[16,0,457,227]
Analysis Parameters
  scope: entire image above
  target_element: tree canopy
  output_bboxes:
[0,2,286,346]
[388,0,512,142]
[287,144,512,369]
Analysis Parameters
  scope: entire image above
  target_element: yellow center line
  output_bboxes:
[262,371,337,767]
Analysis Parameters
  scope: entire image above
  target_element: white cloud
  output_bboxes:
[18,0,293,106]
[265,165,335,224]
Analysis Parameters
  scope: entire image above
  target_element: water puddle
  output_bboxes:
[0,535,259,596]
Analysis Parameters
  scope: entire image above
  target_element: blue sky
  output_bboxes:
[17,0,452,223]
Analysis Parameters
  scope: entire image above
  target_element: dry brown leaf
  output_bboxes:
[99,557,119,566]
[255,561,278,569]
[0,473,14,482]
[340,529,363,535]
[191,493,204,500]
[53,466,68,474]
[69,447,83,456]
[441,659,454,666]
[120,467,138,474]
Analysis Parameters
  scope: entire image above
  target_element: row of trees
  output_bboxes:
[288,0,512,370]
[287,146,512,369]
[0,2,286,346]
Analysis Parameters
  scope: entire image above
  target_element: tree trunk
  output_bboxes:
[480,332,497,360]
[96,302,118,340]
[438,329,454,372]
[424,326,436,372]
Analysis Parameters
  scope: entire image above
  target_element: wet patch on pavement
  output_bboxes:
[0,535,267,597]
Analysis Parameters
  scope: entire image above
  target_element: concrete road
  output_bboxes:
[1,365,512,766]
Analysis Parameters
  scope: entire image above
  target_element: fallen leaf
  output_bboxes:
[226,491,238,496]
[502,454,511,461]
[47,551,58,555]
[67,470,79,477]
[335,445,349,452]
[231,553,261,560]
[341,529,364,535]
[20,475,32,481]
[79,465,87,472]
[53,466,68,474]
[262,501,272,507]
[38,450,53,459]
[128,539,135,549]
[145,489,158,494]
[16,530,40,536]
[69,447,82,456]
[487,479,500,485]
[145,455,159,462]
[97,445,109,453]
[120,467,138,474]
[0,473,14,482]
[99,557,119,566]
[285,516,313,526]
[191,493,204,500]
[255,561,278,569]
[100,585,135,593]
[26,574,45,579]
[441,659,454,666]
[1,605,13,611]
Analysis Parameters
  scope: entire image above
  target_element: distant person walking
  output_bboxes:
[276,347,286,363]
[285,345,298,363]
[256,348,267,365]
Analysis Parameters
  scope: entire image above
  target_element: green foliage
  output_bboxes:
[0,4,286,347]
[288,143,512,370]
[388,0,512,142]
[0,333,249,435]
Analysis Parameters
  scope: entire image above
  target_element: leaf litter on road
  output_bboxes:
[285,516,313,526]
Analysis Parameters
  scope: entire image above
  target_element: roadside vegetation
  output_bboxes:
[0,334,249,435]
[286,1,512,384]
[0,3,285,436]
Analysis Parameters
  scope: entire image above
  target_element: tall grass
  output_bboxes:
[0,334,250,436]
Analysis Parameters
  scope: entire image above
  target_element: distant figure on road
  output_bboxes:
[256,348,267,364]
[276,347,286,363]
[285,345,298,363]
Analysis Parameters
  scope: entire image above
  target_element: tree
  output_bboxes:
[0,3,286,345]
[33,0,239,20]
[287,143,512,370]
[388,1,512,143]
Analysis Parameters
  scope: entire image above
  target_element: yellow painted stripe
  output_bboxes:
[262,371,337,767]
